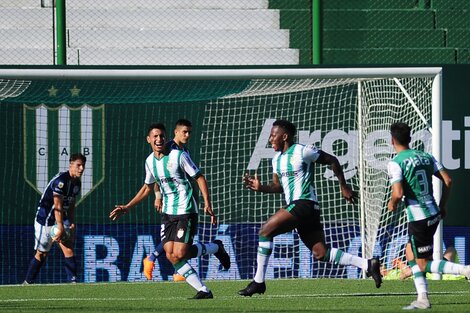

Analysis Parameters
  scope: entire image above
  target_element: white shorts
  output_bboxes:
[34,220,70,252]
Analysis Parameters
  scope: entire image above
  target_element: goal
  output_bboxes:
[0,68,441,284]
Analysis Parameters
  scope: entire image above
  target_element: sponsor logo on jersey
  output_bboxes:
[24,103,105,204]
[417,245,432,253]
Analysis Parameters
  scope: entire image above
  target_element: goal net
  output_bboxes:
[0,68,441,284]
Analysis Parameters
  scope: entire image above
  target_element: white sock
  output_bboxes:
[175,261,209,292]
[427,260,464,275]
[253,239,273,283]
[328,248,368,270]
[411,263,428,296]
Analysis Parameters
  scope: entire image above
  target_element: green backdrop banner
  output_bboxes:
[1,66,469,227]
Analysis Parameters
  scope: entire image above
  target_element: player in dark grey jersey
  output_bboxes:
[24,153,86,284]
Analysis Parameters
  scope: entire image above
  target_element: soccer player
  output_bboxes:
[387,122,470,310]
[23,153,86,284]
[109,123,229,299]
[155,118,193,209]
[239,120,382,297]
[382,246,465,281]
[146,119,197,281]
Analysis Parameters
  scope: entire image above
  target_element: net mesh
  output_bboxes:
[0,70,436,284]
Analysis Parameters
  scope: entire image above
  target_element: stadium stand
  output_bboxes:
[322,0,470,64]
[0,0,298,65]
[1,0,470,65]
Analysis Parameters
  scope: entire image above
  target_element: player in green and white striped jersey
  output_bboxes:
[145,145,198,215]
[387,122,470,310]
[145,119,198,282]
[239,120,382,297]
[110,123,230,299]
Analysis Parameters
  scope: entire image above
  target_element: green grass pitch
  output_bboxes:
[1,279,469,312]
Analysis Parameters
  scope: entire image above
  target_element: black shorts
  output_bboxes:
[408,213,441,259]
[285,199,324,246]
[160,213,198,245]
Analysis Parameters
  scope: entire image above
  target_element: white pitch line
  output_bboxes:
[2,290,469,303]
[0,297,146,303]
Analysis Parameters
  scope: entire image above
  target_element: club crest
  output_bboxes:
[23,104,105,204]
[177,228,185,239]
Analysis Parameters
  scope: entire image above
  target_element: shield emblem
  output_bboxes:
[23,104,105,203]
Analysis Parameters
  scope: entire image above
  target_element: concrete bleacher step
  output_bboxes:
[0,4,300,65]
[66,8,280,29]
[68,29,290,49]
[66,0,269,9]
[432,0,470,10]
[0,8,280,29]
[0,0,40,8]
[74,47,298,65]
[436,10,470,29]
[456,48,470,63]
[323,10,435,30]
[447,29,470,47]
[323,48,456,64]
[0,47,298,65]
[323,29,446,48]
[0,8,51,27]
[0,0,270,9]
[0,28,52,48]
[0,48,77,65]
[322,0,418,10]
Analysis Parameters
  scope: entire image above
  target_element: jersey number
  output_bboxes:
[415,169,429,196]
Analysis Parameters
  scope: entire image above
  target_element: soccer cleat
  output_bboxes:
[461,265,470,280]
[193,290,214,299]
[238,280,266,297]
[143,257,155,280]
[172,273,186,282]
[402,299,431,310]
[366,258,383,288]
[214,239,231,270]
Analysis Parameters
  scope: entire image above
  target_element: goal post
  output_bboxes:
[0,67,442,283]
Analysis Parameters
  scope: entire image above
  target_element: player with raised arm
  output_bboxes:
[24,153,86,284]
[239,120,382,297]
[109,123,229,299]
[144,119,226,282]
[387,122,470,310]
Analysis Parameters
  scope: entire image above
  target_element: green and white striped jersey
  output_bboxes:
[272,143,320,204]
[387,149,443,222]
[144,150,199,215]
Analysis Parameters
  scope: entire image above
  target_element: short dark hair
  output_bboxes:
[175,119,192,128]
[147,123,166,135]
[273,119,296,138]
[390,122,411,145]
[70,153,86,163]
